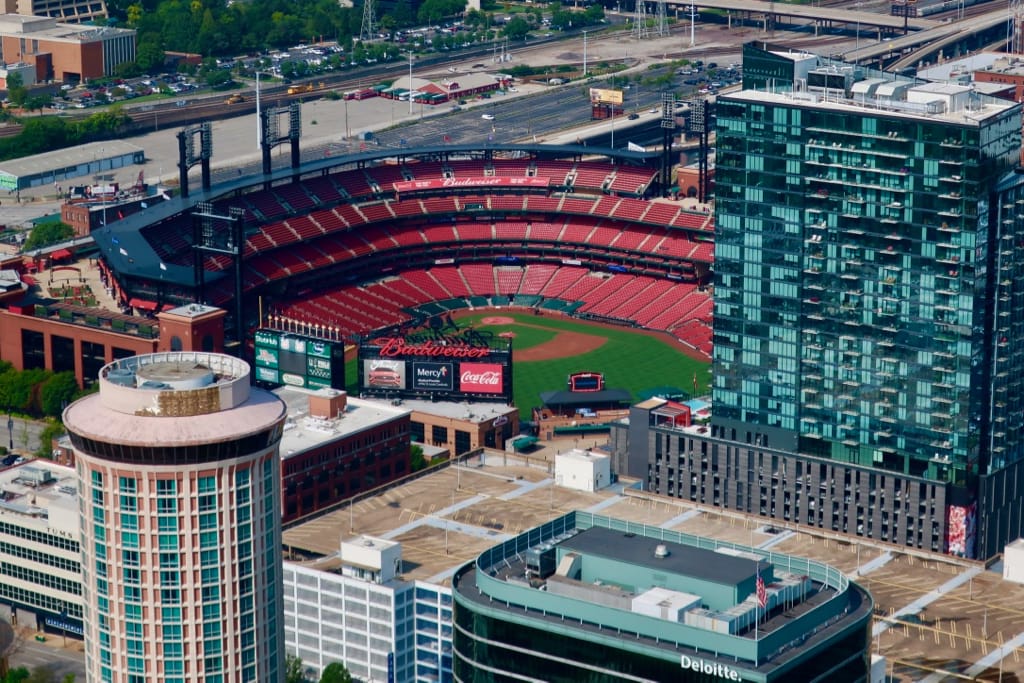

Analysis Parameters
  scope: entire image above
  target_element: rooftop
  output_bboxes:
[726,82,1015,125]
[275,388,409,459]
[0,460,79,536]
[63,352,286,447]
[0,140,142,180]
[562,525,756,586]
[379,396,514,423]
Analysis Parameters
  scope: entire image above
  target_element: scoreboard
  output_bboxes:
[253,328,346,390]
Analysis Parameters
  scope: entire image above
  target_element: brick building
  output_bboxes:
[0,14,134,84]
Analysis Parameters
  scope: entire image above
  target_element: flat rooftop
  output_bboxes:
[563,525,755,586]
[281,452,1024,682]
[382,396,513,423]
[0,140,143,180]
[0,460,79,535]
[276,388,409,459]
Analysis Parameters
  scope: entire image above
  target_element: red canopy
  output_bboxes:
[21,274,36,286]
[129,298,158,311]
[50,248,72,260]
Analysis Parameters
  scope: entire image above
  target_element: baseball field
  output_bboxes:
[346,311,711,419]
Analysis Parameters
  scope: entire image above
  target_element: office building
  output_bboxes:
[0,460,83,637]
[63,351,288,683]
[284,536,452,683]
[451,511,873,682]
[0,14,135,82]
[613,42,1024,560]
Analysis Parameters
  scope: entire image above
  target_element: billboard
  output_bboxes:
[253,328,346,391]
[460,363,503,393]
[590,87,624,105]
[569,372,605,392]
[412,362,454,391]
[359,328,512,403]
[364,359,407,389]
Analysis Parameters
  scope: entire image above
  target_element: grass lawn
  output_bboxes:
[346,314,710,419]
[465,313,709,418]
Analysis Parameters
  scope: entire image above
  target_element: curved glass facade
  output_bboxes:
[453,588,870,683]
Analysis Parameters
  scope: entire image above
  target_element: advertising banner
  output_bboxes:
[590,87,624,105]
[412,362,454,391]
[459,363,504,393]
[364,360,406,389]
[255,347,279,368]
[255,366,280,384]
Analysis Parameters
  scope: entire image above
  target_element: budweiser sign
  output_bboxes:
[393,176,551,193]
[460,363,503,393]
[376,337,490,359]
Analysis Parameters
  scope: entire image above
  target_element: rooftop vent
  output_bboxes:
[654,544,670,559]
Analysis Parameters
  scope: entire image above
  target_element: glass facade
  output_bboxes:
[713,72,1023,492]
[452,607,870,683]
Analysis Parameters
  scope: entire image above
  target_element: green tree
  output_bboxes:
[23,221,74,251]
[503,15,530,40]
[417,0,465,25]
[583,3,604,24]
[410,444,426,472]
[6,72,28,108]
[318,663,353,683]
[285,654,308,683]
[40,372,78,417]
[3,667,30,683]
[36,419,69,459]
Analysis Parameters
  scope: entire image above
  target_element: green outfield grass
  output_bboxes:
[346,314,710,419]
[466,313,710,418]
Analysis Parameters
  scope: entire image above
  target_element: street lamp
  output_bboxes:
[7,412,13,451]
[582,31,588,77]
[407,51,414,115]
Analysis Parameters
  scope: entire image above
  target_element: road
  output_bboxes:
[2,619,86,681]
[2,414,45,455]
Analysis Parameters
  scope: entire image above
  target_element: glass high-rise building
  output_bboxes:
[612,43,1024,560]
[64,352,288,683]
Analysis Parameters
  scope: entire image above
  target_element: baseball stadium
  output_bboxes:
[83,140,715,418]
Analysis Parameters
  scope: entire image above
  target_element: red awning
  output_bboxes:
[129,298,158,311]
[161,304,177,311]
[21,274,36,286]
[50,248,72,260]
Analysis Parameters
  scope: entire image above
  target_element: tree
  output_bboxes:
[410,444,426,472]
[6,72,28,108]
[417,0,466,25]
[23,221,74,251]
[503,15,530,40]
[318,663,353,683]
[3,667,30,683]
[39,372,78,418]
[285,654,308,683]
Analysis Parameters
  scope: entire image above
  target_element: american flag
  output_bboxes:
[756,573,767,609]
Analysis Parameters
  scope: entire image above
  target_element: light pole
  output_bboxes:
[7,412,13,451]
[407,51,414,115]
[582,31,588,77]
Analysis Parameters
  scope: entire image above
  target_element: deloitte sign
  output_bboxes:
[680,655,742,681]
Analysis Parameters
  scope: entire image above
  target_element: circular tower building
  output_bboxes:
[64,352,288,683]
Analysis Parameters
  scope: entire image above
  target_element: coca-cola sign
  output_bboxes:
[459,363,503,393]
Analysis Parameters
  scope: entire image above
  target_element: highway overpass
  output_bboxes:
[841,8,1010,69]
[679,0,938,32]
